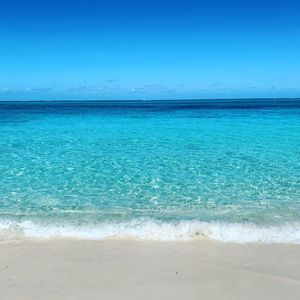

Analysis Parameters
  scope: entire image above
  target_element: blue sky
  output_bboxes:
[0,0,299,100]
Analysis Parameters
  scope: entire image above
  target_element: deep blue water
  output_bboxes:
[0,99,300,242]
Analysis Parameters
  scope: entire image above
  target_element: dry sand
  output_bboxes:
[1,239,300,300]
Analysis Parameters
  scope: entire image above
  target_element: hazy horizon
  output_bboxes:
[1,97,300,103]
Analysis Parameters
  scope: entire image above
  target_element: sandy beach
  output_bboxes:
[0,240,300,300]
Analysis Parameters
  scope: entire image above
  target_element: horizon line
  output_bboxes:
[1,97,300,102]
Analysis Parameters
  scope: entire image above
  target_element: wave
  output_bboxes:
[1,219,300,243]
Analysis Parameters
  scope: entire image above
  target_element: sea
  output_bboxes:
[0,99,300,242]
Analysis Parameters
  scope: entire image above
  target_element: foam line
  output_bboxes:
[1,219,300,243]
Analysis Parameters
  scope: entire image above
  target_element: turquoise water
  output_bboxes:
[1,99,300,242]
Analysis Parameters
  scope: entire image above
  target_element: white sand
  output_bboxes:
[1,239,300,299]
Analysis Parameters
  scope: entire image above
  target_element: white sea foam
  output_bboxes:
[1,219,300,243]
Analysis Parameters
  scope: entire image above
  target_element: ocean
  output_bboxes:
[1,99,300,242]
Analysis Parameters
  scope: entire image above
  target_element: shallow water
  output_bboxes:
[1,99,300,242]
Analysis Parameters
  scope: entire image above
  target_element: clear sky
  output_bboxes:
[0,0,299,100]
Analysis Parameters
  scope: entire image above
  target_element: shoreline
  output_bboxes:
[1,239,300,299]
[1,219,300,243]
